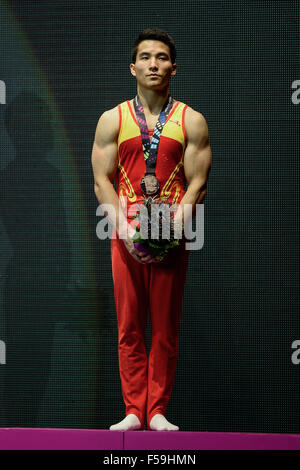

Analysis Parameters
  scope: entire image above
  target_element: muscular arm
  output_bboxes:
[91,107,129,237]
[91,108,150,262]
[174,108,212,227]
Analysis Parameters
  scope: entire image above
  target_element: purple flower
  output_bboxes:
[133,242,152,256]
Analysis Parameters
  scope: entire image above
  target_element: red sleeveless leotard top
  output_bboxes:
[115,99,189,220]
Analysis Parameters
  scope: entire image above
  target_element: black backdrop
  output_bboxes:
[0,0,299,432]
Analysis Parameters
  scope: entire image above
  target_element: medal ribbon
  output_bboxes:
[133,94,174,175]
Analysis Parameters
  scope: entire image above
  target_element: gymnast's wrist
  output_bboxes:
[119,221,136,240]
[172,217,184,234]
[118,220,131,239]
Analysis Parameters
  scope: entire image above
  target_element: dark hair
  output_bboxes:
[131,27,176,64]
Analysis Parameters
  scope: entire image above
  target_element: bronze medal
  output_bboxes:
[140,174,160,196]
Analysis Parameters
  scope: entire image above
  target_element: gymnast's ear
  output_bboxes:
[130,63,136,77]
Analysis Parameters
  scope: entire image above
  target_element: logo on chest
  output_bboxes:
[168,119,181,127]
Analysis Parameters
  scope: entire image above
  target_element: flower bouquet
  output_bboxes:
[129,196,183,261]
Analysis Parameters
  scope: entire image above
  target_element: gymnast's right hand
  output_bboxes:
[120,225,154,263]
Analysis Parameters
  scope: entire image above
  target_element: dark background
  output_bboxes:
[0,0,299,432]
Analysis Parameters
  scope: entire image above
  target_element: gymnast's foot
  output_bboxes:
[109,413,142,431]
[149,413,179,431]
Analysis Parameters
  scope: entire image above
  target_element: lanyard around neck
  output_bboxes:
[133,94,174,173]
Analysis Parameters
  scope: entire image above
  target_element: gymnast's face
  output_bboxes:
[130,40,176,90]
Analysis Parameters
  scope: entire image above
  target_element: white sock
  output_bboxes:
[109,413,142,431]
[149,413,179,431]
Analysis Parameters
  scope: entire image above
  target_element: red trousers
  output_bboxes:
[111,235,189,429]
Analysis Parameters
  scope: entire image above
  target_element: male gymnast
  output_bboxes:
[91,27,211,431]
